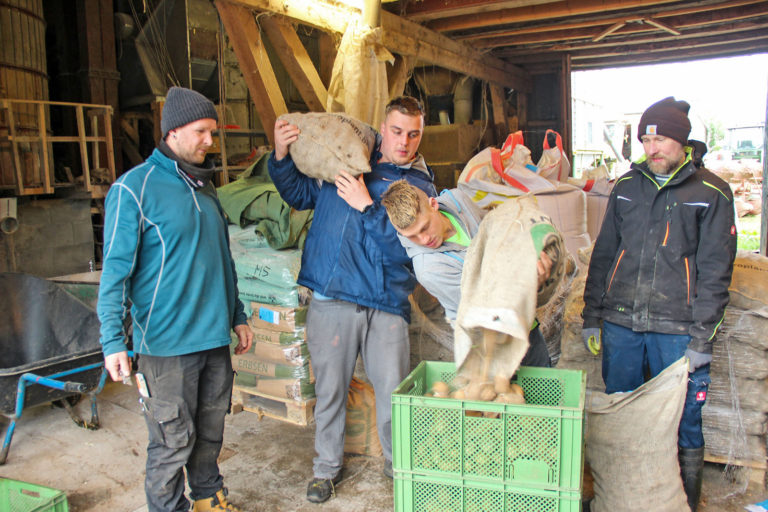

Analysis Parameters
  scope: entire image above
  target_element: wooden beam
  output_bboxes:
[380,11,530,92]
[463,0,766,44]
[317,31,336,88]
[427,0,686,32]
[593,22,626,42]
[402,0,558,22]
[260,15,328,111]
[573,38,768,70]
[223,0,531,91]
[495,21,768,58]
[216,1,287,144]
[387,54,414,100]
[643,17,681,36]
[489,84,507,126]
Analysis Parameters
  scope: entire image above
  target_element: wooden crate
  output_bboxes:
[233,384,315,426]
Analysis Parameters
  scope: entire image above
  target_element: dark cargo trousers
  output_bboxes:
[138,345,234,512]
[306,298,410,479]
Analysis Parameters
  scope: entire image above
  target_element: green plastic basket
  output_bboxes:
[394,471,582,512]
[0,478,68,512]
[392,361,586,493]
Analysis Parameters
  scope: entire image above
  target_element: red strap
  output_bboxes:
[542,129,563,151]
[583,179,595,192]
[490,148,530,193]
[500,131,524,160]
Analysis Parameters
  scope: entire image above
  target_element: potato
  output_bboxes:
[494,375,511,394]
[465,382,483,401]
[451,389,466,400]
[509,383,525,398]
[495,392,525,405]
[431,381,450,398]
[479,384,497,402]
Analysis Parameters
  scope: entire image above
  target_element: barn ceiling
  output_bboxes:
[385,0,768,70]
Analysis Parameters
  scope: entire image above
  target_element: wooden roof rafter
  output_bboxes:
[218,0,532,92]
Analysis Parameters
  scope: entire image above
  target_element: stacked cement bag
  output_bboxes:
[228,224,315,421]
[554,245,604,390]
[702,251,768,463]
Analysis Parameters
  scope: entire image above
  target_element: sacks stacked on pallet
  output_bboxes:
[228,224,315,425]
[702,251,768,464]
[567,163,615,242]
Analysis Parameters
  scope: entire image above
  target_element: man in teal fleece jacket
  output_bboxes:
[97,87,252,512]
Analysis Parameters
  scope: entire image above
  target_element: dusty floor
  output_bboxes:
[0,378,766,512]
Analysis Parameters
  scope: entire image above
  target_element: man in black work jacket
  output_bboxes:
[582,97,737,511]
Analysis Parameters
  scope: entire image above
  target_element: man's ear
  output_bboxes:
[428,197,440,211]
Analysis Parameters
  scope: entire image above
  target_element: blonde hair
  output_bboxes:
[381,179,429,230]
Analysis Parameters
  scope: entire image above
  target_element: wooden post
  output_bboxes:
[76,105,92,193]
[103,107,116,183]
[38,102,53,193]
[4,101,26,195]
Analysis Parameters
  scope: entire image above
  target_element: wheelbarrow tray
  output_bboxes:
[0,273,104,417]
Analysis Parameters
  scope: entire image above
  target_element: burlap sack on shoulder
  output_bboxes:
[586,357,690,512]
[280,112,377,183]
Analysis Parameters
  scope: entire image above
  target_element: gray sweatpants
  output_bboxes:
[306,298,409,478]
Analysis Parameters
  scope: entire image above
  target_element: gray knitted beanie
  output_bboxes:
[161,87,218,138]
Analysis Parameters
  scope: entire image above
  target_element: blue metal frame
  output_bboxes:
[0,351,135,464]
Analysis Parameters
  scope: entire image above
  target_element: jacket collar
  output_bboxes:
[632,146,696,189]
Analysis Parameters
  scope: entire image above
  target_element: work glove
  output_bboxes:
[684,348,712,373]
[582,327,601,355]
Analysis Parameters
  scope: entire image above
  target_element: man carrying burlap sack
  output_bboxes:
[268,97,436,504]
[381,180,560,372]
[582,97,737,511]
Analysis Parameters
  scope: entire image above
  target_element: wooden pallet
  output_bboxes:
[704,452,767,487]
[232,384,316,426]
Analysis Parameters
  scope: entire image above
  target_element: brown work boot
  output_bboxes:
[192,488,241,511]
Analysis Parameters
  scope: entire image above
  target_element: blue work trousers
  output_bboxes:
[602,321,710,449]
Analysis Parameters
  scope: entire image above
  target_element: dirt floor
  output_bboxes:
[0,378,766,512]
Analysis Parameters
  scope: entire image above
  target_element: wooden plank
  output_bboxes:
[260,16,328,111]
[38,101,53,193]
[426,0,684,32]
[76,105,92,193]
[704,452,766,486]
[216,1,287,145]
[402,0,557,22]
[224,0,530,91]
[233,384,315,426]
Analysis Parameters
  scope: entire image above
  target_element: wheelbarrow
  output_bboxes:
[0,272,115,464]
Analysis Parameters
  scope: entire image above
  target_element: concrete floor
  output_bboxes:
[1,378,767,511]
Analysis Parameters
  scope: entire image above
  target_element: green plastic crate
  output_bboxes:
[392,361,586,492]
[394,471,582,512]
[0,478,68,512]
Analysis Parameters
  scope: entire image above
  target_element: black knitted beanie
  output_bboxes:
[637,96,691,145]
[161,87,218,138]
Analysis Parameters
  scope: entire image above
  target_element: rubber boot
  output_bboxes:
[192,488,241,512]
[678,446,704,512]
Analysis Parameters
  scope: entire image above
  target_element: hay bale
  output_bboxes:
[280,112,377,183]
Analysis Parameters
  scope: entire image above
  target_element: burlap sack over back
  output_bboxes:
[280,112,377,183]
[455,195,566,382]
[586,357,690,512]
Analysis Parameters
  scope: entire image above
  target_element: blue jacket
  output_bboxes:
[98,148,247,357]
[268,144,436,321]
